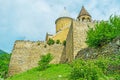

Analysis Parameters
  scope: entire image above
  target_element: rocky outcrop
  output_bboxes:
[76,36,120,59]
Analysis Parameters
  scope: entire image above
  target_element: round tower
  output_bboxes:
[55,7,72,33]
[77,6,91,22]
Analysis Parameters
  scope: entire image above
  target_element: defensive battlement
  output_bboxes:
[9,40,64,76]
[13,40,47,50]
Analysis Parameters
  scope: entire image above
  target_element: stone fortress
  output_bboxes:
[8,6,96,76]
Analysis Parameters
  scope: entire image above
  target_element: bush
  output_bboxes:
[106,53,120,75]
[56,40,60,44]
[69,59,104,80]
[94,57,109,75]
[69,53,120,80]
[63,40,66,46]
[47,39,55,45]
[0,53,11,78]
[38,53,53,71]
[37,42,40,45]
[86,15,120,48]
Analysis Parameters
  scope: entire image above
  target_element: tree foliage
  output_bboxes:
[0,53,11,78]
[86,15,120,48]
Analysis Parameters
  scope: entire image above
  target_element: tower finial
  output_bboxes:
[64,7,66,10]
[59,7,70,17]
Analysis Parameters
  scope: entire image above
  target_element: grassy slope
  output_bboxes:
[7,64,71,80]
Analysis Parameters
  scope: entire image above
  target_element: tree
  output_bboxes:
[86,15,120,48]
[0,53,11,78]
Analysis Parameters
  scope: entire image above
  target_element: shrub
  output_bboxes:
[69,53,120,80]
[56,40,60,44]
[106,53,120,75]
[114,74,120,80]
[69,59,104,80]
[94,57,108,74]
[44,45,47,48]
[62,40,66,46]
[37,42,40,45]
[0,53,11,78]
[38,53,53,71]
[86,15,120,48]
[47,38,55,45]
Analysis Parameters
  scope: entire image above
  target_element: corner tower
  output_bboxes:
[77,6,91,22]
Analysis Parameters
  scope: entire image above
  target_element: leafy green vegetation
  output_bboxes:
[38,53,53,71]
[7,64,71,80]
[62,40,66,46]
[69,60,104,80]
[86,15,120,48]
[47,38,55,45]
[69,53,120,80]
[0,52,11,78]
[56,40,60,44]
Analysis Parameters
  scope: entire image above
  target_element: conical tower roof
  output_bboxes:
[78,6,91,18]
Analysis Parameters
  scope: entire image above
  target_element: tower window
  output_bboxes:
[87,17,90,22]
[82,17,85,21]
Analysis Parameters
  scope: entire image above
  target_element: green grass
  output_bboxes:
[6,64,71,80]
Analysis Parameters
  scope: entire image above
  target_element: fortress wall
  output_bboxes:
[65,21,74,62]
[60,46,66,63]
[8,40,64,76]
[73,21,95,57]
[64,20,95,62]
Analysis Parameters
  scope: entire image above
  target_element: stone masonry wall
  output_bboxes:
[64,20,95,62]
[73,20,95,58]
[65,21,74,62]
[8,40,64,76]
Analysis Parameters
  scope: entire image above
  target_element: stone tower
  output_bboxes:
[77,6,91,22]
[55,7,72,33]
[46,7,72,42]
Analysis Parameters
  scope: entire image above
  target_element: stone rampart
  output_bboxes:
[8,40,64,76]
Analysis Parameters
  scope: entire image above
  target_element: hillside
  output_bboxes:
[0,49,7,54]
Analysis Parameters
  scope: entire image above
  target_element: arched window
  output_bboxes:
[87,17,90,22]
[82,17,85,21]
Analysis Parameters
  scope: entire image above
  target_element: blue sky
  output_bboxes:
[0,0,120,53]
